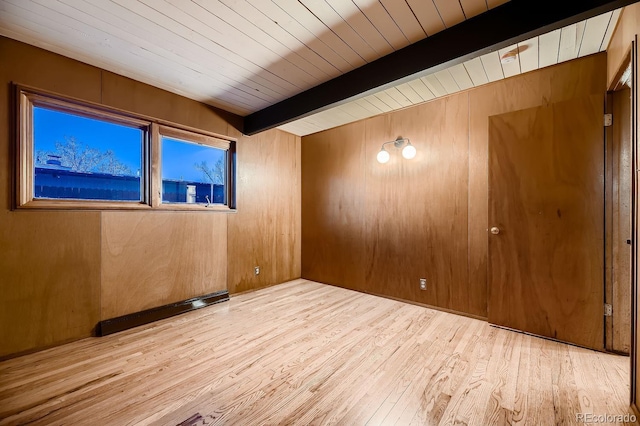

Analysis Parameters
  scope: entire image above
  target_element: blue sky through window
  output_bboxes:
[33,106,142,175]
[162,137,225,183]
[34,106,225,183]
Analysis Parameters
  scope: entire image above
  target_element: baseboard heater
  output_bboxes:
[96,290,229,336]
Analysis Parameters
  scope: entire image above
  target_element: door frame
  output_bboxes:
[606,40,637,410]
[632,37,639,412]
[605,69,633,355]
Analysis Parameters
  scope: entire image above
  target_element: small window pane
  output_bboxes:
[33,106,143,201]
[161,137,226,204]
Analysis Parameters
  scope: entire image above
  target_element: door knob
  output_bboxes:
[490,227,500,235]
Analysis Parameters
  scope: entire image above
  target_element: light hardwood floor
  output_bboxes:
[0,279,633,425]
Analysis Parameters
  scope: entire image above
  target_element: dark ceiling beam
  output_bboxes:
[243,0,639,135]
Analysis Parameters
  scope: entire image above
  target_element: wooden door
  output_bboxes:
[488,95,604,350]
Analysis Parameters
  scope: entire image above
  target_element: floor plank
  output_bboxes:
[0,279,633,425]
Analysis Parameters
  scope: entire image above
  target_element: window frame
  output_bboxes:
[14,84,237,212]
[16,85,152,209]
[153,124,236,211]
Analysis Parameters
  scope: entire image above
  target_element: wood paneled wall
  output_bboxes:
[100,212,228,320]
[0,37,301,358]
[607,3,640,89]
[302,53,607,319]
[227,128,301,294]
[363,95,470,311]
[0,38,104,357]
[302,122,367,290]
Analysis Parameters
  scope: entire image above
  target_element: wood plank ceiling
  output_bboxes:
[279,8,620,135]
[0,1,621,136]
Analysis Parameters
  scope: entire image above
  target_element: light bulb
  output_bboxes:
[377,149,390,164]
[402,143,416,159]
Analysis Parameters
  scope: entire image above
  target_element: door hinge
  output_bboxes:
[604,303,613,317]
[604,113,613,127]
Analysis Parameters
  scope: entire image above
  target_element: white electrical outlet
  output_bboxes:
[419,278,427,290]
[254,266,260,276]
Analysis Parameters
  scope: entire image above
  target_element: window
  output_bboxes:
[16,85,236,211]
[17,86,150,208]
[33,107,145,202]
[155,125,235,211]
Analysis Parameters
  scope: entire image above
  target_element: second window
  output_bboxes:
[156,125,234,210]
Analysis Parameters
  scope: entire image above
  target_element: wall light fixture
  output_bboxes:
[376,137,416,164]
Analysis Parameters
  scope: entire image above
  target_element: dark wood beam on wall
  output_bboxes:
[243,0,639,135]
